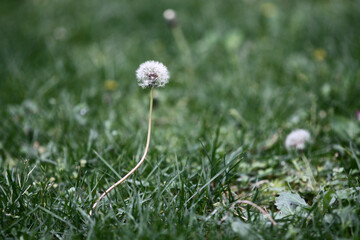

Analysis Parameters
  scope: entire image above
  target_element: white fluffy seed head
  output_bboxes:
[163,9,178,27]
[136,60,170,89]
[163,9,176,21]
[285,129,311,150]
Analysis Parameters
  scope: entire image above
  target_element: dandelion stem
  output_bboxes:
[90,88,154,215]
[171,27,194,77]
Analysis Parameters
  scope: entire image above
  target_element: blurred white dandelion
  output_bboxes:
[163,9,178,27]
[285,129,311,150]
[136,60,170,88]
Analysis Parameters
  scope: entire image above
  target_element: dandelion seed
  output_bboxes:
[136,60,170,89]
[285,129,311,150]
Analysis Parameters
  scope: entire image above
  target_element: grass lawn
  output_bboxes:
[1,0,360,239]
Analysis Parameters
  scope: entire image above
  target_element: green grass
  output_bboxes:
[1,0,360,239]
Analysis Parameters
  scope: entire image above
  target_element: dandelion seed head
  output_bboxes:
[285,129,311,150]
[163,9,178,27]
[163,9,176,21]
[136,60,169,88]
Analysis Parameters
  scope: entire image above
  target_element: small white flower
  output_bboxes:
[136,60,170,88]
[285,129,311,150]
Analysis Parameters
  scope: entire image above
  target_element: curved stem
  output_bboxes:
[90,88,154,215]
[218,200,277,226]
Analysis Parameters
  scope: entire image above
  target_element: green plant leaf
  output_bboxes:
[323,189,335,213]
[275,191,309,216]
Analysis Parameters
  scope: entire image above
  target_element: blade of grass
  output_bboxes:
[38,206,76,229]
[94,150,122,179]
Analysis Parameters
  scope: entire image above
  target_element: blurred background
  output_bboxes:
[1,0,359,155]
